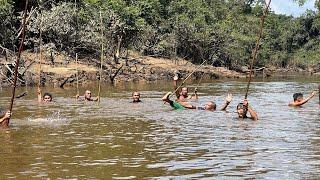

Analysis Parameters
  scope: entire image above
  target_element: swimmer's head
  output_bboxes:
[205,101,216,111]
[43,93,53,102]
[237,103,247,118]
[181,87,188,97]
[85,90,92,99]
[132,91,140,102]
[293,93,303,102]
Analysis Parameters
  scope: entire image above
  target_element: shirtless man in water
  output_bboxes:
[76,90,99,101]
[289,91,316,107]
[173,75,198,102]
[162,92,232,111]
[132,91,142,103]
[236,99,258,121]
[38,88,53,103]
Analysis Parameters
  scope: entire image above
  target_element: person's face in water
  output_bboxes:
[296,95,303,102]
[43,95,52,102]
[204,102,215,111]
[237,104,247,118]
[181,87,188,97]
[85,90,92,99]
[132,92,140,102]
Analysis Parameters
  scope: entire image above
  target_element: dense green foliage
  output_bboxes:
[0,0,320,70]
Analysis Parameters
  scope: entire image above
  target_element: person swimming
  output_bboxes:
[76,90,99,101]
[173,74,198,102]
[132,91,142,103]
[162,92,232,111]
[236,99,258,121]
[289,91,316,107]
[38,88,53,103]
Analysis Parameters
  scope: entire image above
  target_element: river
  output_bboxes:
[0,77,319,179]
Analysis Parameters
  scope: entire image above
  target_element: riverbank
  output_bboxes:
[0,51,318,88]
[0,51,245,88]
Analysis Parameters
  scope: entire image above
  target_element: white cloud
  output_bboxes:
[270,0,316,17]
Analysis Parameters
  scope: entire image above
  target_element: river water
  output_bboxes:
[0,77,319,179]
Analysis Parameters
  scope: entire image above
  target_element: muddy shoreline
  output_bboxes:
[0,51,319,88]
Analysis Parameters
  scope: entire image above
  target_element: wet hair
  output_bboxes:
[0,108,5,118]
[293,93,303,101]
[43,93,52,99]
[211,102,217,110]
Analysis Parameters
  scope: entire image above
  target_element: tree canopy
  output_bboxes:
[1,0,319,70]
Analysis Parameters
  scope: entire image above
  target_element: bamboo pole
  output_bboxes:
[244,0,272,99]
[74,0,79,96]
[3,0,29,128]
[97,10,104,105]
[318,85,320,105]
[38,13,43,90]
[76,53,79,95]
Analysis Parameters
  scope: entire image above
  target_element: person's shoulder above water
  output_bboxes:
[76,90,99,102]
[289,91,316,107]
[236,99,258,121]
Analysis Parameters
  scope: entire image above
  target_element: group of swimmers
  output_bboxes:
[0,75,319,126]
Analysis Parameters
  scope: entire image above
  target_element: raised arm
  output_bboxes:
[244,99,258,121]
[221,93,232,111]
[93,96,99,102]
[289,91,316,107]
[173,75,180,99]
[248,107,258,120]
[189,88,199,100]
[0,111,11,123]
[37,88,42,103]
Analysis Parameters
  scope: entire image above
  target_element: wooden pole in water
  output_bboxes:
[3,0,29,128]
[38,13,43,91]
[97,10,104,104]
[74,0,79,96]
[318,85,320,105]
[244,0,271,99]
[76,53,79,95]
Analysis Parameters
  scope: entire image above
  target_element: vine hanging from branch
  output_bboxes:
[244,0,272,99]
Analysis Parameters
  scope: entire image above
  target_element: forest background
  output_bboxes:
[0,0,320,85]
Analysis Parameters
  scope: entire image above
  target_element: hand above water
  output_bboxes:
[173,75,179,81]
[0,111,11,123]
[225,93,232,103]
[4,111,11,119]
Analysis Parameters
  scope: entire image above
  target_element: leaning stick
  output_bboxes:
[38,13,43,90]
[318,85,320,105]
[172,59,207,96]
[3,0,29,128]
[244,0,272,99]
[76,53,79,95]
[97,10,104,105]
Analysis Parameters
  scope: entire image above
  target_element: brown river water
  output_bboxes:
[0,77,319,179]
